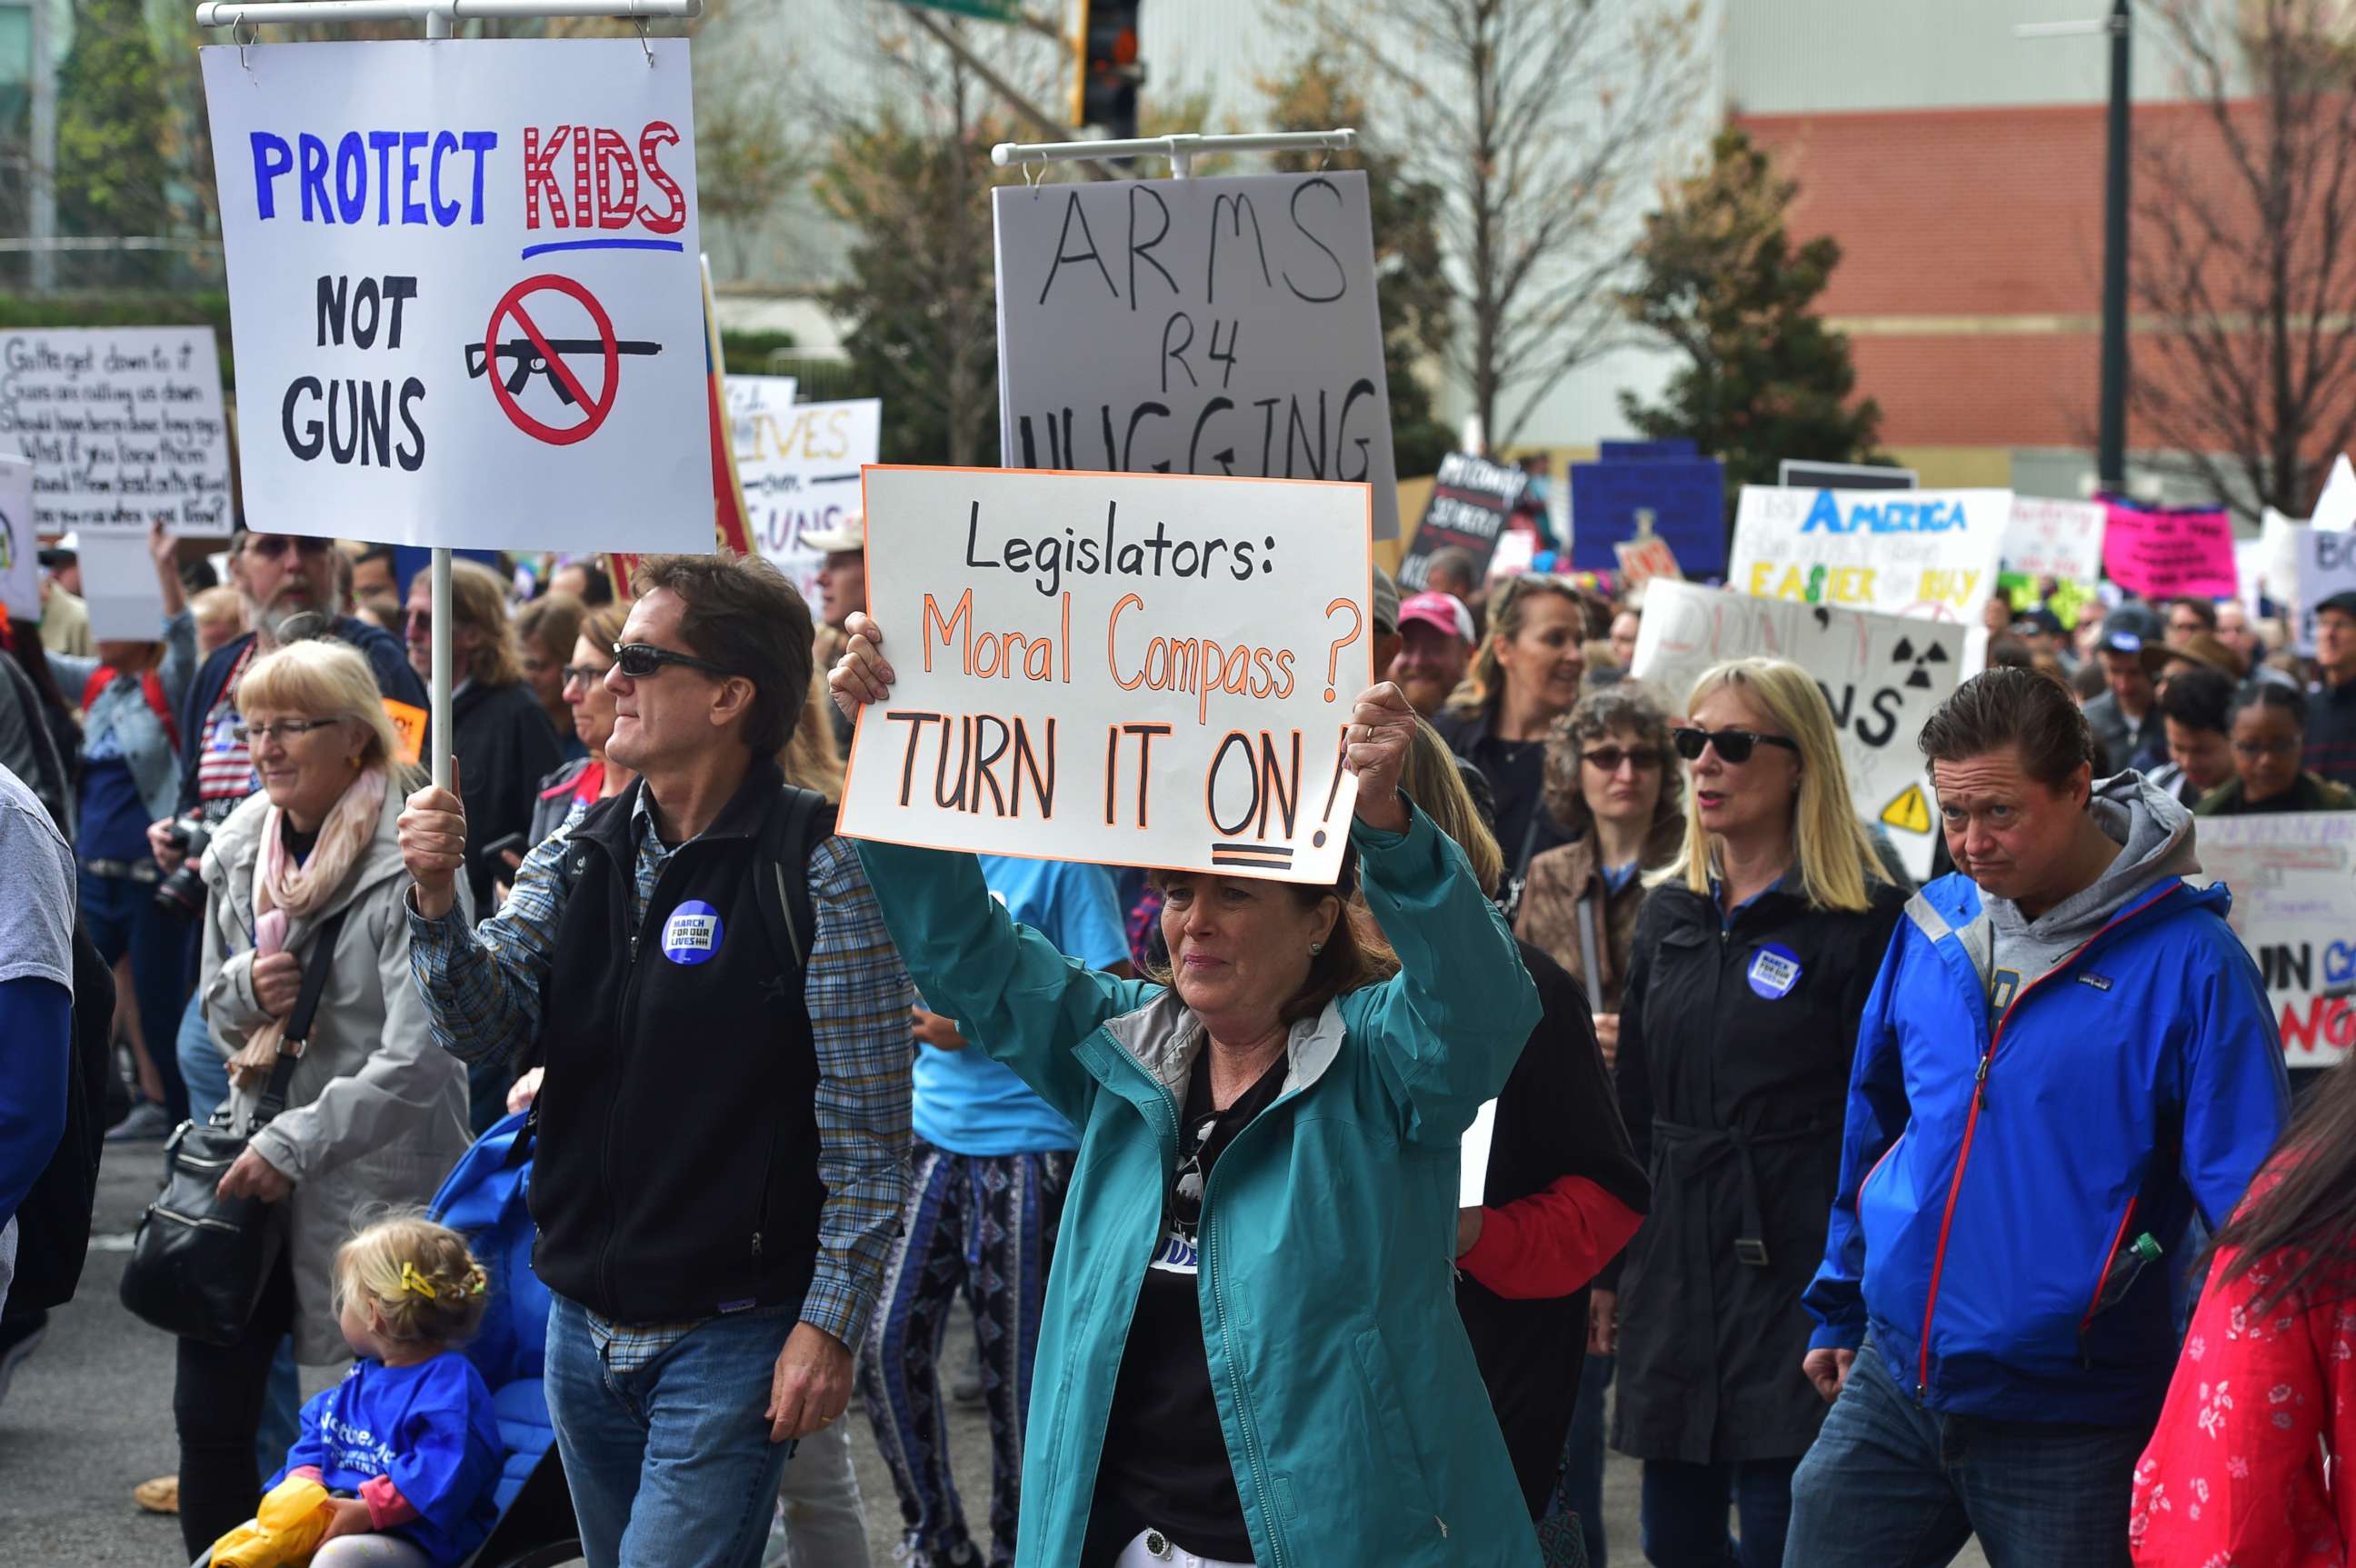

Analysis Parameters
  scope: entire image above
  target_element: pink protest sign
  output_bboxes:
[2101,500,2237,598]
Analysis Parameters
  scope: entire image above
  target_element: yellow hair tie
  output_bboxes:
[398,1262,442,1301]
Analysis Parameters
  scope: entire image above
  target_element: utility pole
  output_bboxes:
[2097,0,2130,493]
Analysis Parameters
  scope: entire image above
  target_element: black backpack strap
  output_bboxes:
[255,906,351,1125]
[754,785,834,981]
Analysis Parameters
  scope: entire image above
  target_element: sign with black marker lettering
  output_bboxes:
[2197,813,2356,1067]
[0,457,36,618]
[0,328,232,536]
[741,396,881,604]
[993,172,1402,540]
[1631,580,1964,881]
[201,39,709,551]
[839,464,1373,884]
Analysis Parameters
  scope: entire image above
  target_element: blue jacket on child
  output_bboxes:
[1803,777,2289,1428]
[271,1353,502,1568]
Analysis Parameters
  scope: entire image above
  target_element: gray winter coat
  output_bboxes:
[197,774,470,1364]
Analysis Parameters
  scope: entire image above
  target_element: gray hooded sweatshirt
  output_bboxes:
[1964,772,2201,1014]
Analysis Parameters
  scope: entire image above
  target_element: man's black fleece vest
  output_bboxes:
[530,762,824,1323]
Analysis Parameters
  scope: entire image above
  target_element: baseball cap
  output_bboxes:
[801,511,864,555]
[2316,589,2356,622]
[1399,591,1476,644]
[2011,605,2064,638]
[2097,604,2162,655]
[1371,565,1400,635]
[36,530,78,566]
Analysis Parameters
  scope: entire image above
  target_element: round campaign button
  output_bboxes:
[1747,943,1803,1001]
[661,900,724,966]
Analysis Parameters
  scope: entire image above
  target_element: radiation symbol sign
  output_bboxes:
[1881,782,1932,835]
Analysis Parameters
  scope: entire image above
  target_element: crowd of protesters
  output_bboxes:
[0,514,2350,1568]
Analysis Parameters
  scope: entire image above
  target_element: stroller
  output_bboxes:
[193,1110,581,1568]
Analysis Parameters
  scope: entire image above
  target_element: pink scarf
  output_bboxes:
[227,767,388,1089]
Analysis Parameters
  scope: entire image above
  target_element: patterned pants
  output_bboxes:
[856,1141,1073,1568]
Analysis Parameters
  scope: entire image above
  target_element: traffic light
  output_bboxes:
[1074,0,1143,142]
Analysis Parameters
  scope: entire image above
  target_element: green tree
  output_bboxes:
[55,0,175,253]
[1262,56,1456,477]
[1619,128,1884,504]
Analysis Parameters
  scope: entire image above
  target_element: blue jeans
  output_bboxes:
[173,988,301,1475]
[1548,1352,1613,1565]
[1639,1453,1799,1568]
[1783,1341,2146,1568]
[80,866,190,1122]
[545,1292,804,1568]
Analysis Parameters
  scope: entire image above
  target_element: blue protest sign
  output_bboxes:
[1568,456,1727,574]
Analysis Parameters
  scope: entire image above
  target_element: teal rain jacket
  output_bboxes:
[857,805,1544,1567]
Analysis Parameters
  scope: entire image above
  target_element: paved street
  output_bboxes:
[3,1139,1984,1567]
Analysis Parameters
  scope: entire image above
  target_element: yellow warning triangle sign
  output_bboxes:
[1881,783,1932,835]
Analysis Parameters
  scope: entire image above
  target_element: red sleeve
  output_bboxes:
[2130,1244,2348,1567]
[359,1473,420,1529]
[1458,1174,1643,1300]
[287,1465,324,1484]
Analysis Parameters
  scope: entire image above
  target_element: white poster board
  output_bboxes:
[0,327,233,536]
[994,171,1402,539]
[2001,496,2106,584]
[1729,486,2011,624]
[2197,813,2356,1068]
[0,457,36,620]
[1630,580,1964,880]
[79,532,167,640]
[202,38,709,553]
[725,373,795,463]
[2293,527,2356,647]
[841,464,1372,883]
[741,397,881,604]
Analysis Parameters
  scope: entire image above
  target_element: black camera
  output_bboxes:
[153,815,215,922]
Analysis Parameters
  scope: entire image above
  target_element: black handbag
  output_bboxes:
[119,908,349,1346]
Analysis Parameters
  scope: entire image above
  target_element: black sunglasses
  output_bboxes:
[1582,746,1664,774]
[612,642,734,681]
[1671,726,1801,765]
[245,535,333,560]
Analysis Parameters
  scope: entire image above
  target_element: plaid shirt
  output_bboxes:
[406,792,912,1362]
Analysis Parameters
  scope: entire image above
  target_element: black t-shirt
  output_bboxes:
[279,817,321,863]
[1083,1050,1288,1566]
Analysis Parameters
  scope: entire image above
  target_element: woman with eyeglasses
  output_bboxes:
[514,590,590,764]
[2192,684,2356,816]
[1510,686,1685,1566]
[1602,658,1904,1568]
[830,613,1545,1568]
[1433,574,1591,919]
[175,638,470,1559]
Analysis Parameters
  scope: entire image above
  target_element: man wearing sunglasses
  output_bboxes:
[398,552,912,1568]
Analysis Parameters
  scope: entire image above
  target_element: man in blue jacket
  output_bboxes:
[1786,666,2288,1568]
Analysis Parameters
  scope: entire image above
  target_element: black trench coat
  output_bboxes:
[1608,875,1906,1465]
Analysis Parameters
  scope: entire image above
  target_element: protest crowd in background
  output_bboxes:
[0,24,2351,1568]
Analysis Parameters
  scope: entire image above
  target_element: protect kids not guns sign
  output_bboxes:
[839,465,1373,884]
[201,39,710,553]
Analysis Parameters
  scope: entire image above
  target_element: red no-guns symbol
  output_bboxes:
[479,275,621,446]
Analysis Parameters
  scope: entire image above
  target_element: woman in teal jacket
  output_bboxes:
[831,614,1544,1568]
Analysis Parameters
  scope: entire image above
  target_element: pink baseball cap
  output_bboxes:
[1399,591,1475,644]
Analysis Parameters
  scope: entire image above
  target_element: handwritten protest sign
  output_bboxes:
[80,532,166,640]
[1614,533,1682,591]
[0,328,232,536]
[2101,499,2236,599]
[202,39,708,553]
[2197,813,2356,1068]
[0,457,35,619]
[993,171,1401,539]
[724,373,795,464]
[2001,495,2106,584]
[2294,527,2356,646]
[1631,580,1964,879]
[840,465,1372,883]
[1400,452,1523,590]
[1729,486,2010,624]
[740,397,881,603]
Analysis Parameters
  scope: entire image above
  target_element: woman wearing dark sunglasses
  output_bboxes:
[1600,657,1904,1568]
[831,612,1546,1568]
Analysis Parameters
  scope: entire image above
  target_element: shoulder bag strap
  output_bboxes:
[1573,893,1607,1016]
[254,906,352,1126]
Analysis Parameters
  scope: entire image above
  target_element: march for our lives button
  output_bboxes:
[1748,943,1802,1000]
[661,900,723,965]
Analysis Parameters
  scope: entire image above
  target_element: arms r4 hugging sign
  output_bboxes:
[201,39,710,553]
[839,466,1372,884]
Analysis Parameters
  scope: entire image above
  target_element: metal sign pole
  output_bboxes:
[990,127,1355,181]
